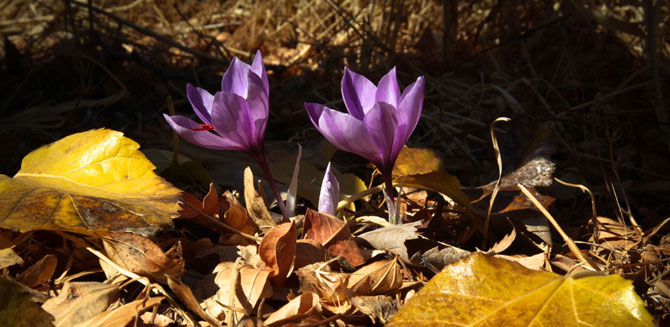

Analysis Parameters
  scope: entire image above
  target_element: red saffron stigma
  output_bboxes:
[190,124,214,131]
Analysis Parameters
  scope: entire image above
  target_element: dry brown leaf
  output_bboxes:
[264,292,321,327]
[358,221,422,263]
[211,261,273,319]
[139,311,174,327]
[221,191,259,236]
[347,258,403,295]
[351,295,398,325]
[72,296,164,327]
[178,191,201,219]
[495,253,547,271]
[258,220,296,285]
[296,262,352,313]
[0,247,23,269]
[202,183,220,217]
[411,246,471,271]
[42,281,119,327]
[0,276,54,327]
[294,239,328,270]
[102,232,184,283]
[303,209,365,267]
[17,254,57,288]
[591,216,641,252]
[489,222,517,253]
[243,167,276,232]
[167,276,222,327]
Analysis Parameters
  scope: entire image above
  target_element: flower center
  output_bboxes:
[190,124,215,131]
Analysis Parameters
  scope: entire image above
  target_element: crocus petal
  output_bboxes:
[318,162,340,215]
[186,84,214,124]
[304,102,326,128]
[250,50,269,95]
[246,73,269,142]
[163,114,242,150]
[375,67,401,107]
[311,104,382,165]
[211,92,257,151]
[363,102,399,171]
[221,57,250,98]
[341,67,376,119]
[396,76,425,145]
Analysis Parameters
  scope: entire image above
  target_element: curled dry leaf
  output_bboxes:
[42,281,120,327]
[258,220,296,285]
[264,292,321,327]
[303,209,365,267]
[347,258,403,295]
[221,191,259,236]
[102,232,184,283]
[243,167,276,232]
[178,183,221,229]
[0,129,181,236]
[17,254,57,288]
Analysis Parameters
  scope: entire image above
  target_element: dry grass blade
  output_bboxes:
[483,117,510,248]
[517,184,599,271]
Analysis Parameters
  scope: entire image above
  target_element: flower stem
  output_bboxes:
[254,152,289,219]
[382,170,397,223]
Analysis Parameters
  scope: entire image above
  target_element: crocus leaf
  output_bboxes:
[388,253,654,327]
[269,151,365,209]
[0,129,182,236]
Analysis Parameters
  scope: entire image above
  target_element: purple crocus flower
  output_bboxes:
[304,67,424,216]
[164,50,269,157]
[164,51,288,218]
[318,162,340,215]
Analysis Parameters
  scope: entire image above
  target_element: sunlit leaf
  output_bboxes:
[388,253,654,327]
[0,129,182,236]
[392,147,444,177]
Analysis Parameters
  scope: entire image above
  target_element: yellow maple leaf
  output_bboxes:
[0,129,182,236]
[389,253,654,327]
